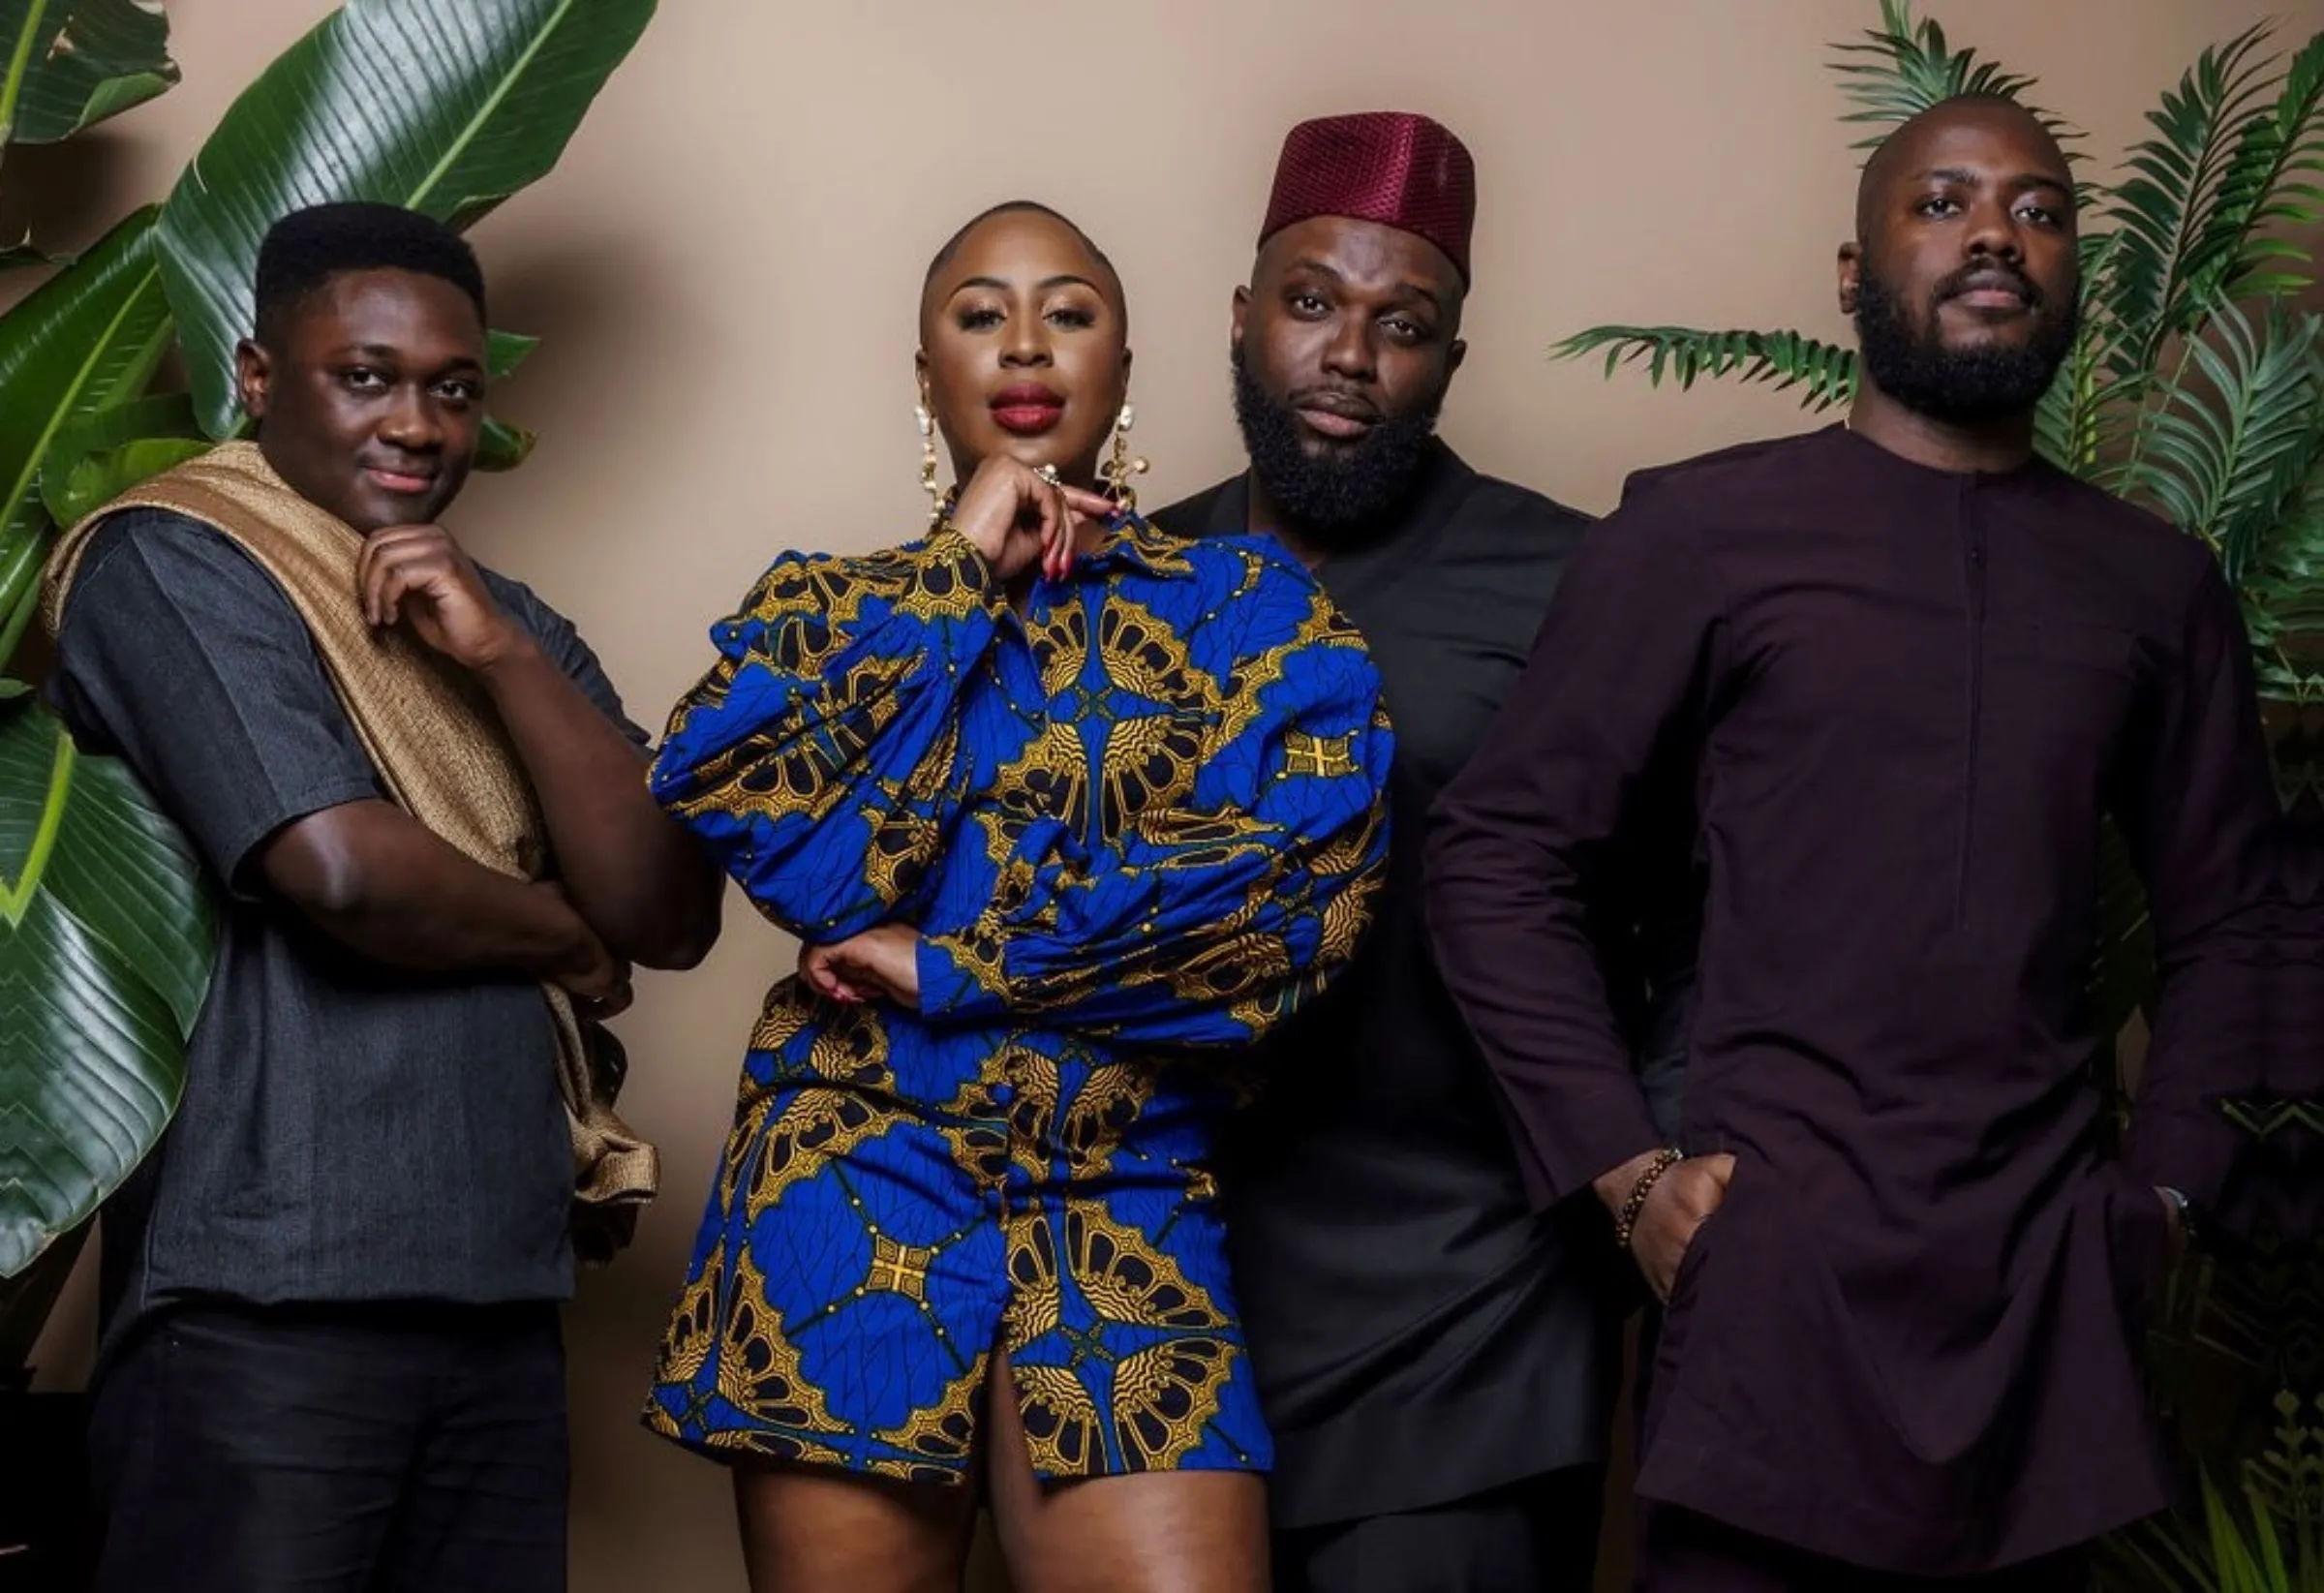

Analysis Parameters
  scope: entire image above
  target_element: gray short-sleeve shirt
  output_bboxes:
[49,508,647,1352]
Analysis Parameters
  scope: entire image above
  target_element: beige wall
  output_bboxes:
[25,2,2321,1588]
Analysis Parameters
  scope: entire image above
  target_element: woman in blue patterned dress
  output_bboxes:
[644,200,1391,1592]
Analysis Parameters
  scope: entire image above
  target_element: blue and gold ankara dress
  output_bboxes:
[642,514,1391,1485]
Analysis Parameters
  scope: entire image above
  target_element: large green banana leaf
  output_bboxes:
[0,208,191,1282]
[476,328,539,472]
[0,692,214,1277]
[0,0,176,170]
[159,0,657,439]
[0,205,171,646]
[37,390,206,529]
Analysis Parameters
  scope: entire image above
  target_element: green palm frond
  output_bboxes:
[2100,1462,2317,1593]
[1829,0,2054,149]
[1553,326,1858,412]
[2035,232,2133,472]
[2117,300,2322,587]
[2190,29,2324,308]
[2098,25,2285,386]
[2244,452,2324,703]
[2200,1472,2297,1593]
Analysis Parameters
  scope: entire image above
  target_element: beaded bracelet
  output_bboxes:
[1613,1148,1686,1252]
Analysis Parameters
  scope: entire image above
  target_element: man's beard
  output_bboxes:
[1853,260,2079,424]
[1231,340,1440,542]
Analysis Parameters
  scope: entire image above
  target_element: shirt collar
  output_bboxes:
[1077,512,1197,580]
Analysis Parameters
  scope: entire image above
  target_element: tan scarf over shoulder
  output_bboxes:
[41,441,656,1261]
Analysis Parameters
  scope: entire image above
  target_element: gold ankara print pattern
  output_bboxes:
[641,514,1392,1482]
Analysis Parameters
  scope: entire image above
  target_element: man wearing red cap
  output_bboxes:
[1158,111,1685,1593]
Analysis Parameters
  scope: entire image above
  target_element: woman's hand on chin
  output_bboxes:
[951,455,1114,582]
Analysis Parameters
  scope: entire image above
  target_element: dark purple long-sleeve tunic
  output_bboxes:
[1425,423,2280,1574]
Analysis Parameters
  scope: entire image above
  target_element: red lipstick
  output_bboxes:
[991,383,1064,436]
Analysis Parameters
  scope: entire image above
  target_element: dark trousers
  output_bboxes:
[1274,1465,1605,1593]
[86,1301,567,1593]
[1636,1506,2091,1592]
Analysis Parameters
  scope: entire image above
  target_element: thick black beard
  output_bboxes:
[1853,264,2079,424]
[1230,341,1438,542]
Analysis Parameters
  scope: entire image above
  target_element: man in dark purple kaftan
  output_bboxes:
[1426,97,2283,1590]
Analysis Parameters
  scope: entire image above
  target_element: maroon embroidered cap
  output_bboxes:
[1258,111,1478,282]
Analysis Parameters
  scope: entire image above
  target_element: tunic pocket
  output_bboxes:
[1666,1182,1730,1309]
[1643,1160,1740,1433]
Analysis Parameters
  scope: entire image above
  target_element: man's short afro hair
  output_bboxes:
[253,201,487,343]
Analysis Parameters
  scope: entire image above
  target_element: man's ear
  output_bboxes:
[235,338,274,421]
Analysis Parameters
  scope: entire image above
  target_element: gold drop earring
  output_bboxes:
[1101,402,1150,513]
[916,402,946,527]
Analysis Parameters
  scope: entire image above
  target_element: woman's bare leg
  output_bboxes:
[732,1458,979,1593]
[982,1349,1271,1593]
